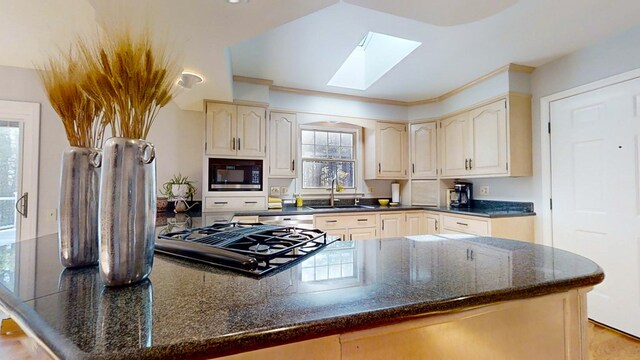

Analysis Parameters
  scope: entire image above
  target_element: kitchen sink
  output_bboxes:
[307,205,375,210]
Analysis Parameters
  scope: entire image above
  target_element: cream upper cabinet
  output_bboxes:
[237,106,266,157]
[410,122,438,179]
[439,112,469,177]
[439,94,532,178]
[205,103,266,158]
[206,103,237,156]
[468,100,507,176]
[365,122,408,180]
[269,112,297,178]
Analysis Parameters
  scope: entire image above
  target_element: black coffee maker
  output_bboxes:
[450,182,472,208]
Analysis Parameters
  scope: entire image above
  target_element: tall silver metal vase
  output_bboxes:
[99,137,156,286]
[59,147,101,268]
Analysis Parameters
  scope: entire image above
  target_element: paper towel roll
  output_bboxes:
[391,183,400,203]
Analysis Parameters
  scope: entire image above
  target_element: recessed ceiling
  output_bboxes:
[230,0,640,102]
[2,0,640,110]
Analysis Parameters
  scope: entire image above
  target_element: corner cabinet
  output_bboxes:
[410,122,438,179]
[439,94,532,178]
[269,112,297,178]
[365,122,408,180]
[205,102,266,158]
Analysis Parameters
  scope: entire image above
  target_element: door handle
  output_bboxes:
[232,137,236,150]
[465,159,469,170]
[469,159,472,169]
[237,138,241,150]
[412,163,415,173]
[15,192,28,218]
[291,160,295,171]
[378,163,381,173]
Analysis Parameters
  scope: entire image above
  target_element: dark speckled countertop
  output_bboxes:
[0,229,601,359]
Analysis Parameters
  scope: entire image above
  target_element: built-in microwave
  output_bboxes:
[208,158,263,191]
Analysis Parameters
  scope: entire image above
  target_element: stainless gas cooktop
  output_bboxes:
[155,222,333,277]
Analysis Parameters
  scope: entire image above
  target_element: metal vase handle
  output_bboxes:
[140,143,155,164]
[89,149,102,168]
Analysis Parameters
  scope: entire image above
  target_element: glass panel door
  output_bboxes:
[0,120,22,246]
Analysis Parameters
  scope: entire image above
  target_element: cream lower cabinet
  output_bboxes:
[379,213,404,238]
[424,212,440,234]
[315,214,377,241]
[405,212,423,236]
[204,196,266,212]
[439,213,534,243]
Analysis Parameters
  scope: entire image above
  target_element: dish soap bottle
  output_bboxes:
[296,194,303,207]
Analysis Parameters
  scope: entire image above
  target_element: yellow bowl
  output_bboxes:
[378,199,390,206]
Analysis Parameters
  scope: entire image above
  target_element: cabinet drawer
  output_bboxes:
[204,196,266,211]
[344,214,378,228]
[314,216,350,229]
[442,215,489,236]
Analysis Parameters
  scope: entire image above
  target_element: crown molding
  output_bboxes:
[232,63,535,107]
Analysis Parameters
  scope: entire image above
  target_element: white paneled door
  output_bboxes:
[550,77,640,337]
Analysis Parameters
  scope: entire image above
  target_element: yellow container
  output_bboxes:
[296,195,303,207]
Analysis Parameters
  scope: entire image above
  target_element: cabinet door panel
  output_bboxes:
[325,228,347,241]
[206,104,236,156]
[380,213,403,238]
[348,227,377,241]
[440,113,468,177]
[410,122,438,178]
[468,99,507,176]
[269,112,296,177]
[424,213,440,234]
[377,123,407,178]
[237,106,266,157]
[405,213,423,236]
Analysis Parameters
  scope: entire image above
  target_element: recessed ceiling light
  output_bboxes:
[177,72,204,89]
[328,32,421,91]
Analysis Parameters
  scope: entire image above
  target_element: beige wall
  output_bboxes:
[0,65,204,236]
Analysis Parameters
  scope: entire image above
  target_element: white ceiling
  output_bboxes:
[2,0,640,110]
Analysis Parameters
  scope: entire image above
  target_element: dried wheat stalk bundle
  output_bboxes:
[78,29,180,140]
[38,53,106,148]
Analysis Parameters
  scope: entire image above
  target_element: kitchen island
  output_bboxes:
[0,227,602,359]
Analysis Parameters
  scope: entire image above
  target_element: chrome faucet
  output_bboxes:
[330,178,336,207]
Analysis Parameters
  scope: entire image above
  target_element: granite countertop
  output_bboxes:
[0,229,602,359]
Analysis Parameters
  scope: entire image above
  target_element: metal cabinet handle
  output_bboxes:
[291,160,295,171]
[378,163,381,173]
[412,163,415,173]
[469,158,472,169]
[470,249,474,261]
[232,137,236,150]
[326,220,338,223]
[15,192,28,218]
[382,220,385,231]
[349,234,353,241]
[435,220,438,232]
[237,138,241,150]
[465,159,468,170]
[357,219,368,222]
[456,222,468,226]
[244,201,258,204]
[214,201,228,205]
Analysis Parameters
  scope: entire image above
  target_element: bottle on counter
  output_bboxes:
[296,194,303,207]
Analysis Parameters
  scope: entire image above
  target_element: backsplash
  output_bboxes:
[470,200,534,212]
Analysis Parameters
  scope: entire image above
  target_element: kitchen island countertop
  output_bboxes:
[0,229,601,359]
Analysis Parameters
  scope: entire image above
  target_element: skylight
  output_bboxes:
[328,32,421,91]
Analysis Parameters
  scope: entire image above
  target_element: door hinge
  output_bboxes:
[550,198,553,210]
[548,122,551,134]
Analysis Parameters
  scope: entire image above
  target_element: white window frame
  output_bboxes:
[298,124,360,196]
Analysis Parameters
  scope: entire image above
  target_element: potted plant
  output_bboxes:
[161,174,196,200]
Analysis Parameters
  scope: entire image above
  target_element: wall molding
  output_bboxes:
[233,63,535,107]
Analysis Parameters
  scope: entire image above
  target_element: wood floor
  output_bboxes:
[0,320,638,359]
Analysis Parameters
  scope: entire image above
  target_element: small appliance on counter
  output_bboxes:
[450,182,472,208]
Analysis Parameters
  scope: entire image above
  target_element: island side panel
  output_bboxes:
[340,288,591,360]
